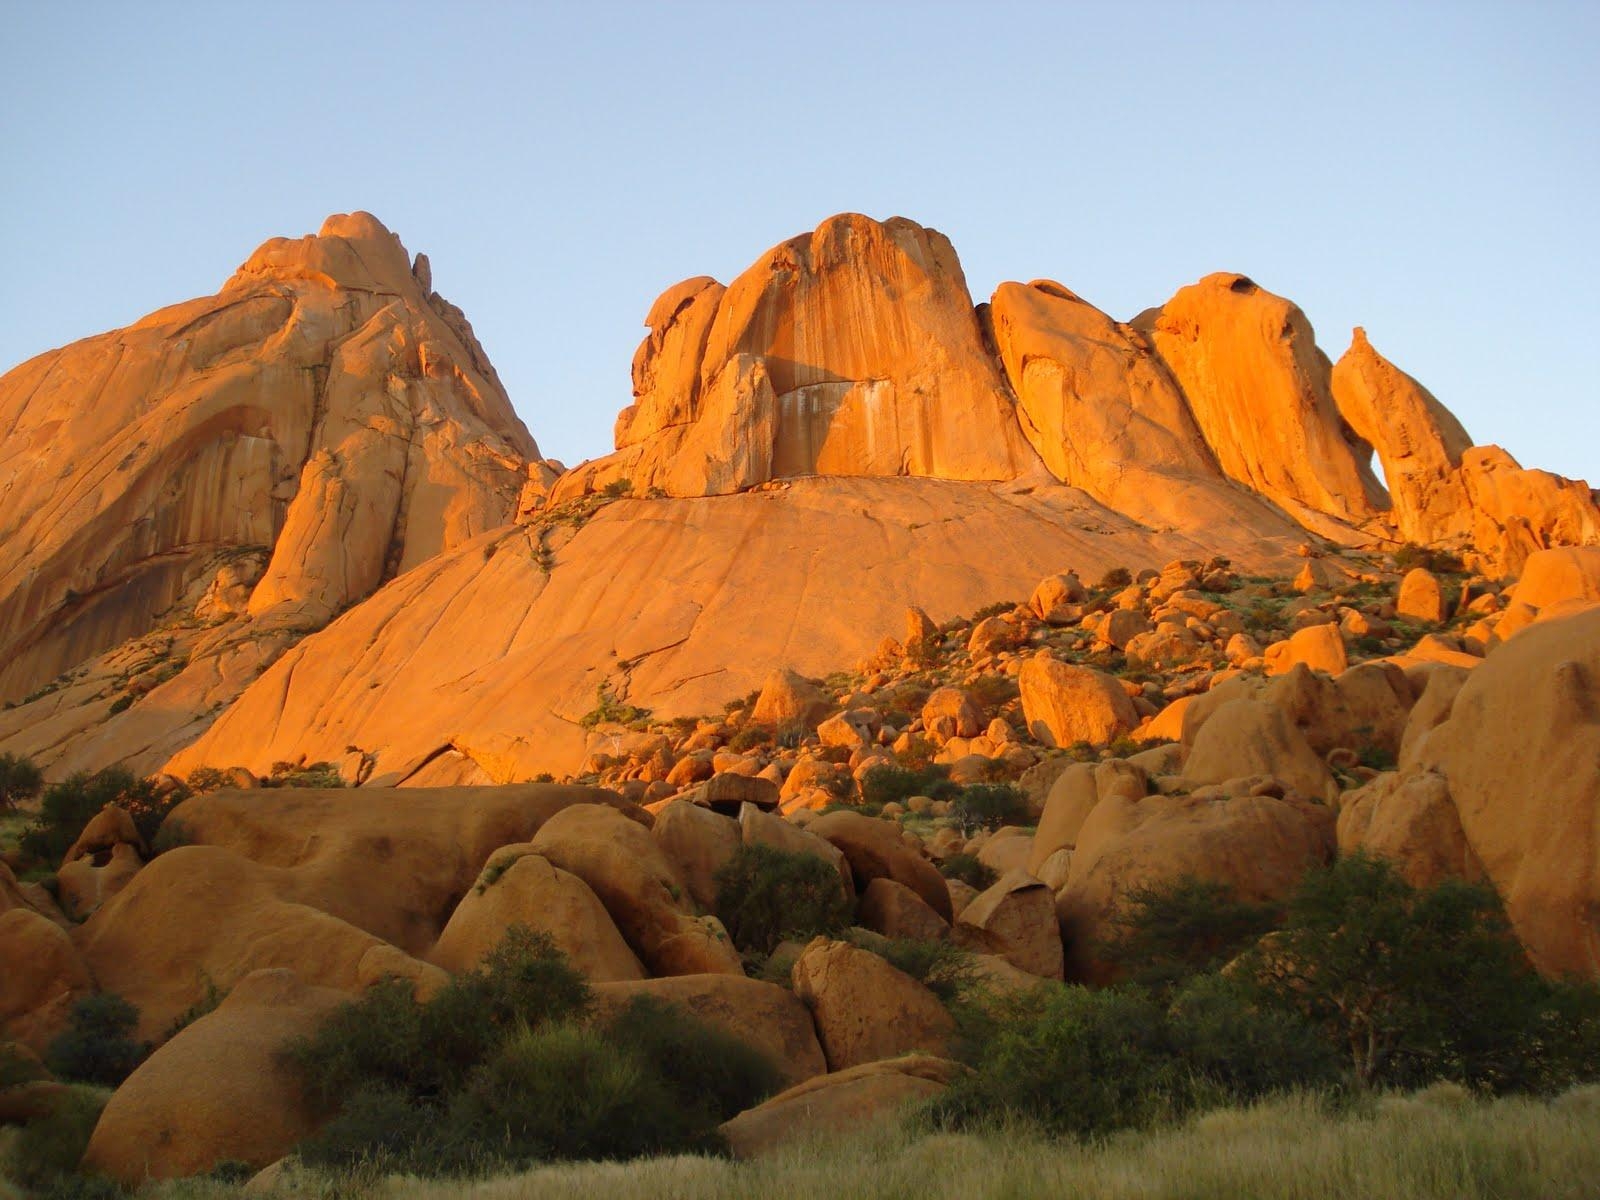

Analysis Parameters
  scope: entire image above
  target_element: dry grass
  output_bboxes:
[133,1084,1600,1200]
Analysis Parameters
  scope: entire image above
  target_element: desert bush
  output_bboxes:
[1243,853,1594,1092]
[3,1087,115,1195]
[728,724,772,753]
[1166,972,1343,1099]
[0,1040,47,1089]
[938,852,997,891]
[18,767,180,862]
[713,844,853,955]
[1392,543,1465,574]
[266,761,344,789]
[183,766,231,794]
[857,936,980,1007]
[1098,566,1134,590]
[291,928,778,1175]
[932,986,1188,1137]
[0,751,43,810]
[860,764,958,809]
[949,783,1027,835]
[45,992,148,1086]
[1101,875,1279,998]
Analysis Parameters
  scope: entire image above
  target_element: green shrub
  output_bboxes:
[858,936,980,1007]
[266,760,344,788]
[938,852,997,891]
[290,926,593,1111]
[578,683,652,730]
[1101,875,1279,998]
[4,1088,114,1194]
[1098,566,1133,590]
[728,724,772,753]
[17,767,184,863]
[45,992,147,1086]
[291,928,781,1175]
[0,751,43,810]
[932,986,1187,1137]
[860,764,958,809]
[714,843,854,955]
[0,1040,46,1089]
[184,766,231,794]
[949,783,1027,835]
[1244,853,1571,1091]
[596,995,780,1129]
[1167,972,1343,1099]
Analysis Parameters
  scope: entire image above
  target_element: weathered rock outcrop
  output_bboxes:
[1402,606,1600,977]
[1133,273,1387,531]
[564,213,1045,498]
[1332,329,1600,573]
[0,212,540,771]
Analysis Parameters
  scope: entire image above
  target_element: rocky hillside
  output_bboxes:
[0,211,1595,786]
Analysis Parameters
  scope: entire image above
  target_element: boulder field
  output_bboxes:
[0,211,1593,784]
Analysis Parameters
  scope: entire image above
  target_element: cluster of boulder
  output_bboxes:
[4,542,1596,1183]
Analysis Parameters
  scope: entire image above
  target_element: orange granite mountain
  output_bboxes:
[0,211,1594,781]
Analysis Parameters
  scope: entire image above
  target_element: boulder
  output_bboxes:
[651,801,741,911]
[719,1054,961,1158]
[954,870,1064,979]
[749,668,832,731]
[530,804,742,977]
[858,877,949,943]
[1397,568,1447,624]
[1405,607,1600,977]
[1029,572,1086,624]
[737,802,853,889]
[158,784,623,955]
[1026,764,1101,875]
[1059,790,1334,981]
[791,938,954,1070]
[74,844,441,1042]
[1265,623,1348,676]
[62,804,147,865]
[1508,547,1600,614]
[1183,697,1336,802]
[1018,655,1138,748]
[974,827,1034,876]
[1336,771,1482,889]
[0,908,92,1053]
[55,841,143,921]
[921,688,984,743]
[82,970,347,1183]
[592,974,825,1085]
[428,847,644,981]
[808,811,952,919]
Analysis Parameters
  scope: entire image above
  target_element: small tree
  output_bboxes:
[1101,875,1279,998]
[949,783,1028,836]
[45,993,148,1086]
[0,752,43,811]
[713,844,854,955]
[1246,853,1544,1089]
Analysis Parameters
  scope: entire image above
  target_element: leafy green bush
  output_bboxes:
[578,683,652,730]
[714,844,853,955]
[0,751,43,810]
[855,936,980,1007]
[933,986,1187,1137]
[949,783,1027,836]
[1166,972,1342,1099]
[938,852,998,891]
[17,767,185,863]
[1243,853,1590,1092]
[860,764,958,809]
[1101,875,1279,998]
[44,992,148,1086]
[291,927,780,1175]
[3,1088,115,1195]
[266,760,344,788]
[292,926,593,1110]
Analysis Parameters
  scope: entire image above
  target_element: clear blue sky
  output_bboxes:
[3,2,1596,482]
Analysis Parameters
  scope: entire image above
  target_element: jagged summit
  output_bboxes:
[0,213,540,762]
[550,212,1595,575]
